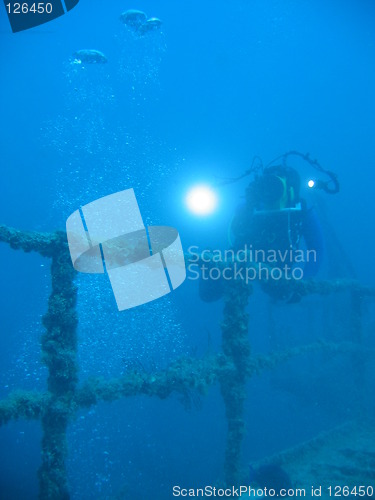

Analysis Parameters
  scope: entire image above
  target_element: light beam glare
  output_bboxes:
[185,185,218,215]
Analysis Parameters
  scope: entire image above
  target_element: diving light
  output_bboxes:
[307,174,339,194]
[185,185,218,215]
[308,178,325,190]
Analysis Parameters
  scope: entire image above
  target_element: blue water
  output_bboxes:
[1,1,375,498]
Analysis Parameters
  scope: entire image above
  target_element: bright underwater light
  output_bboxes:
[185,185,218,215]
[308,179,315,188]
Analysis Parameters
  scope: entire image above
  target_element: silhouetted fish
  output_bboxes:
[73,50,108,64]
[120,9,147,28]
[138,17,162,34]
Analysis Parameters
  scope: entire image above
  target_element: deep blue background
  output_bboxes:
[1,1,375,498]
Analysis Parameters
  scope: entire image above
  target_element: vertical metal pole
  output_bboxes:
[38,234,77,500]
[350,289,365,415]
[219,278,251,485]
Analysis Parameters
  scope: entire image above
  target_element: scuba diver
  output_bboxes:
[199,151,340,303]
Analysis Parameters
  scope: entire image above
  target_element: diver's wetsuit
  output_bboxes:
[199,200,324,302]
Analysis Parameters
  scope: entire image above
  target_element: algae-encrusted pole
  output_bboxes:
[219,278,252,485]
[38,232,78,500]
[0,226,78,499]
[350,289,366,416]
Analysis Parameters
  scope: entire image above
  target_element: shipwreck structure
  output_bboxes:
[0,224,374,498]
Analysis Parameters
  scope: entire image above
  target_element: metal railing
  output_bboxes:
[0,224,374,498]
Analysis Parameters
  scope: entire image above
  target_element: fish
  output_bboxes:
[137,17,162,35]
[72,50,108,64]
[120,9,147,28]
